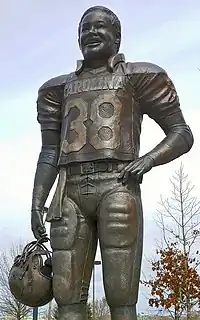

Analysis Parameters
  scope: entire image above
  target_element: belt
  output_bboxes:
[66,161,123,176]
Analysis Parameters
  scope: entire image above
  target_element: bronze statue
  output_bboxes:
[31,5,194,320]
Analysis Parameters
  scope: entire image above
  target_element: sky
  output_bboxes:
[0,0,200,314]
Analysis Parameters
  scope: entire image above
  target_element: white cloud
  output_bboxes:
[132,19,200,60]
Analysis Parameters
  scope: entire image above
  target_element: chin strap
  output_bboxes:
[14,238,52,267]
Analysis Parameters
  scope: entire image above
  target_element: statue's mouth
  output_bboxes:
[85,38,102,47]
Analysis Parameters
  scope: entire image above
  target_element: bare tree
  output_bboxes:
[156,163,200,256]
[0,242,32,319]
[151,163,200,319]
[94,297,110,319]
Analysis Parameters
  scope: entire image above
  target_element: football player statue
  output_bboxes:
[31,5,193,320]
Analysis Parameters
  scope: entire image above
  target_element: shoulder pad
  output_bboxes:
[127,61,167,74]
[39,74,68,92]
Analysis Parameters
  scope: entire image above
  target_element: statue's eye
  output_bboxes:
[81,24,89,32]
[96,22,105,29]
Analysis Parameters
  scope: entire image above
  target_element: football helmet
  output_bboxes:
[8,238,53,307]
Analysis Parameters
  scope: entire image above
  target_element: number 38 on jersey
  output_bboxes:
[61,93,122,154]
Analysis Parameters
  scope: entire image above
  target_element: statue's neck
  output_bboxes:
[84,58,108,70]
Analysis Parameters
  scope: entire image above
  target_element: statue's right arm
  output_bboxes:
[31,83,63,215]
[31,131,60,213]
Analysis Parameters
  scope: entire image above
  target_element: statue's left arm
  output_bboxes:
[119,64,194,184]
[141,68,194,165]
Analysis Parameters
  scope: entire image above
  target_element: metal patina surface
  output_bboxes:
[30,5,194,320]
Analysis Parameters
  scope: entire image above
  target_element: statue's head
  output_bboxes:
[78,6,121,62]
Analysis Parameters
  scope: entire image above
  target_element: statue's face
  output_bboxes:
[79,9,117,61]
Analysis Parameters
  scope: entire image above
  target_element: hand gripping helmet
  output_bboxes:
[8,239,53,307]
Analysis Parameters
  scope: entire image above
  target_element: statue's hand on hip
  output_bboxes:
[118,155,154,185]
[31,210,48,240]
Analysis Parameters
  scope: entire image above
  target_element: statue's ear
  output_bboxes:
[78,37,81,49]
[115,38,120,52]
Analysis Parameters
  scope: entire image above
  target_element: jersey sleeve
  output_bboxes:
[37,78,65,132]
[134,63,186,135]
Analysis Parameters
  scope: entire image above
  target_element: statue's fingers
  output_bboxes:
[135,169,145,183]
[122,170,130,184]
[123,162,135,171]
[118,169,125,179]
